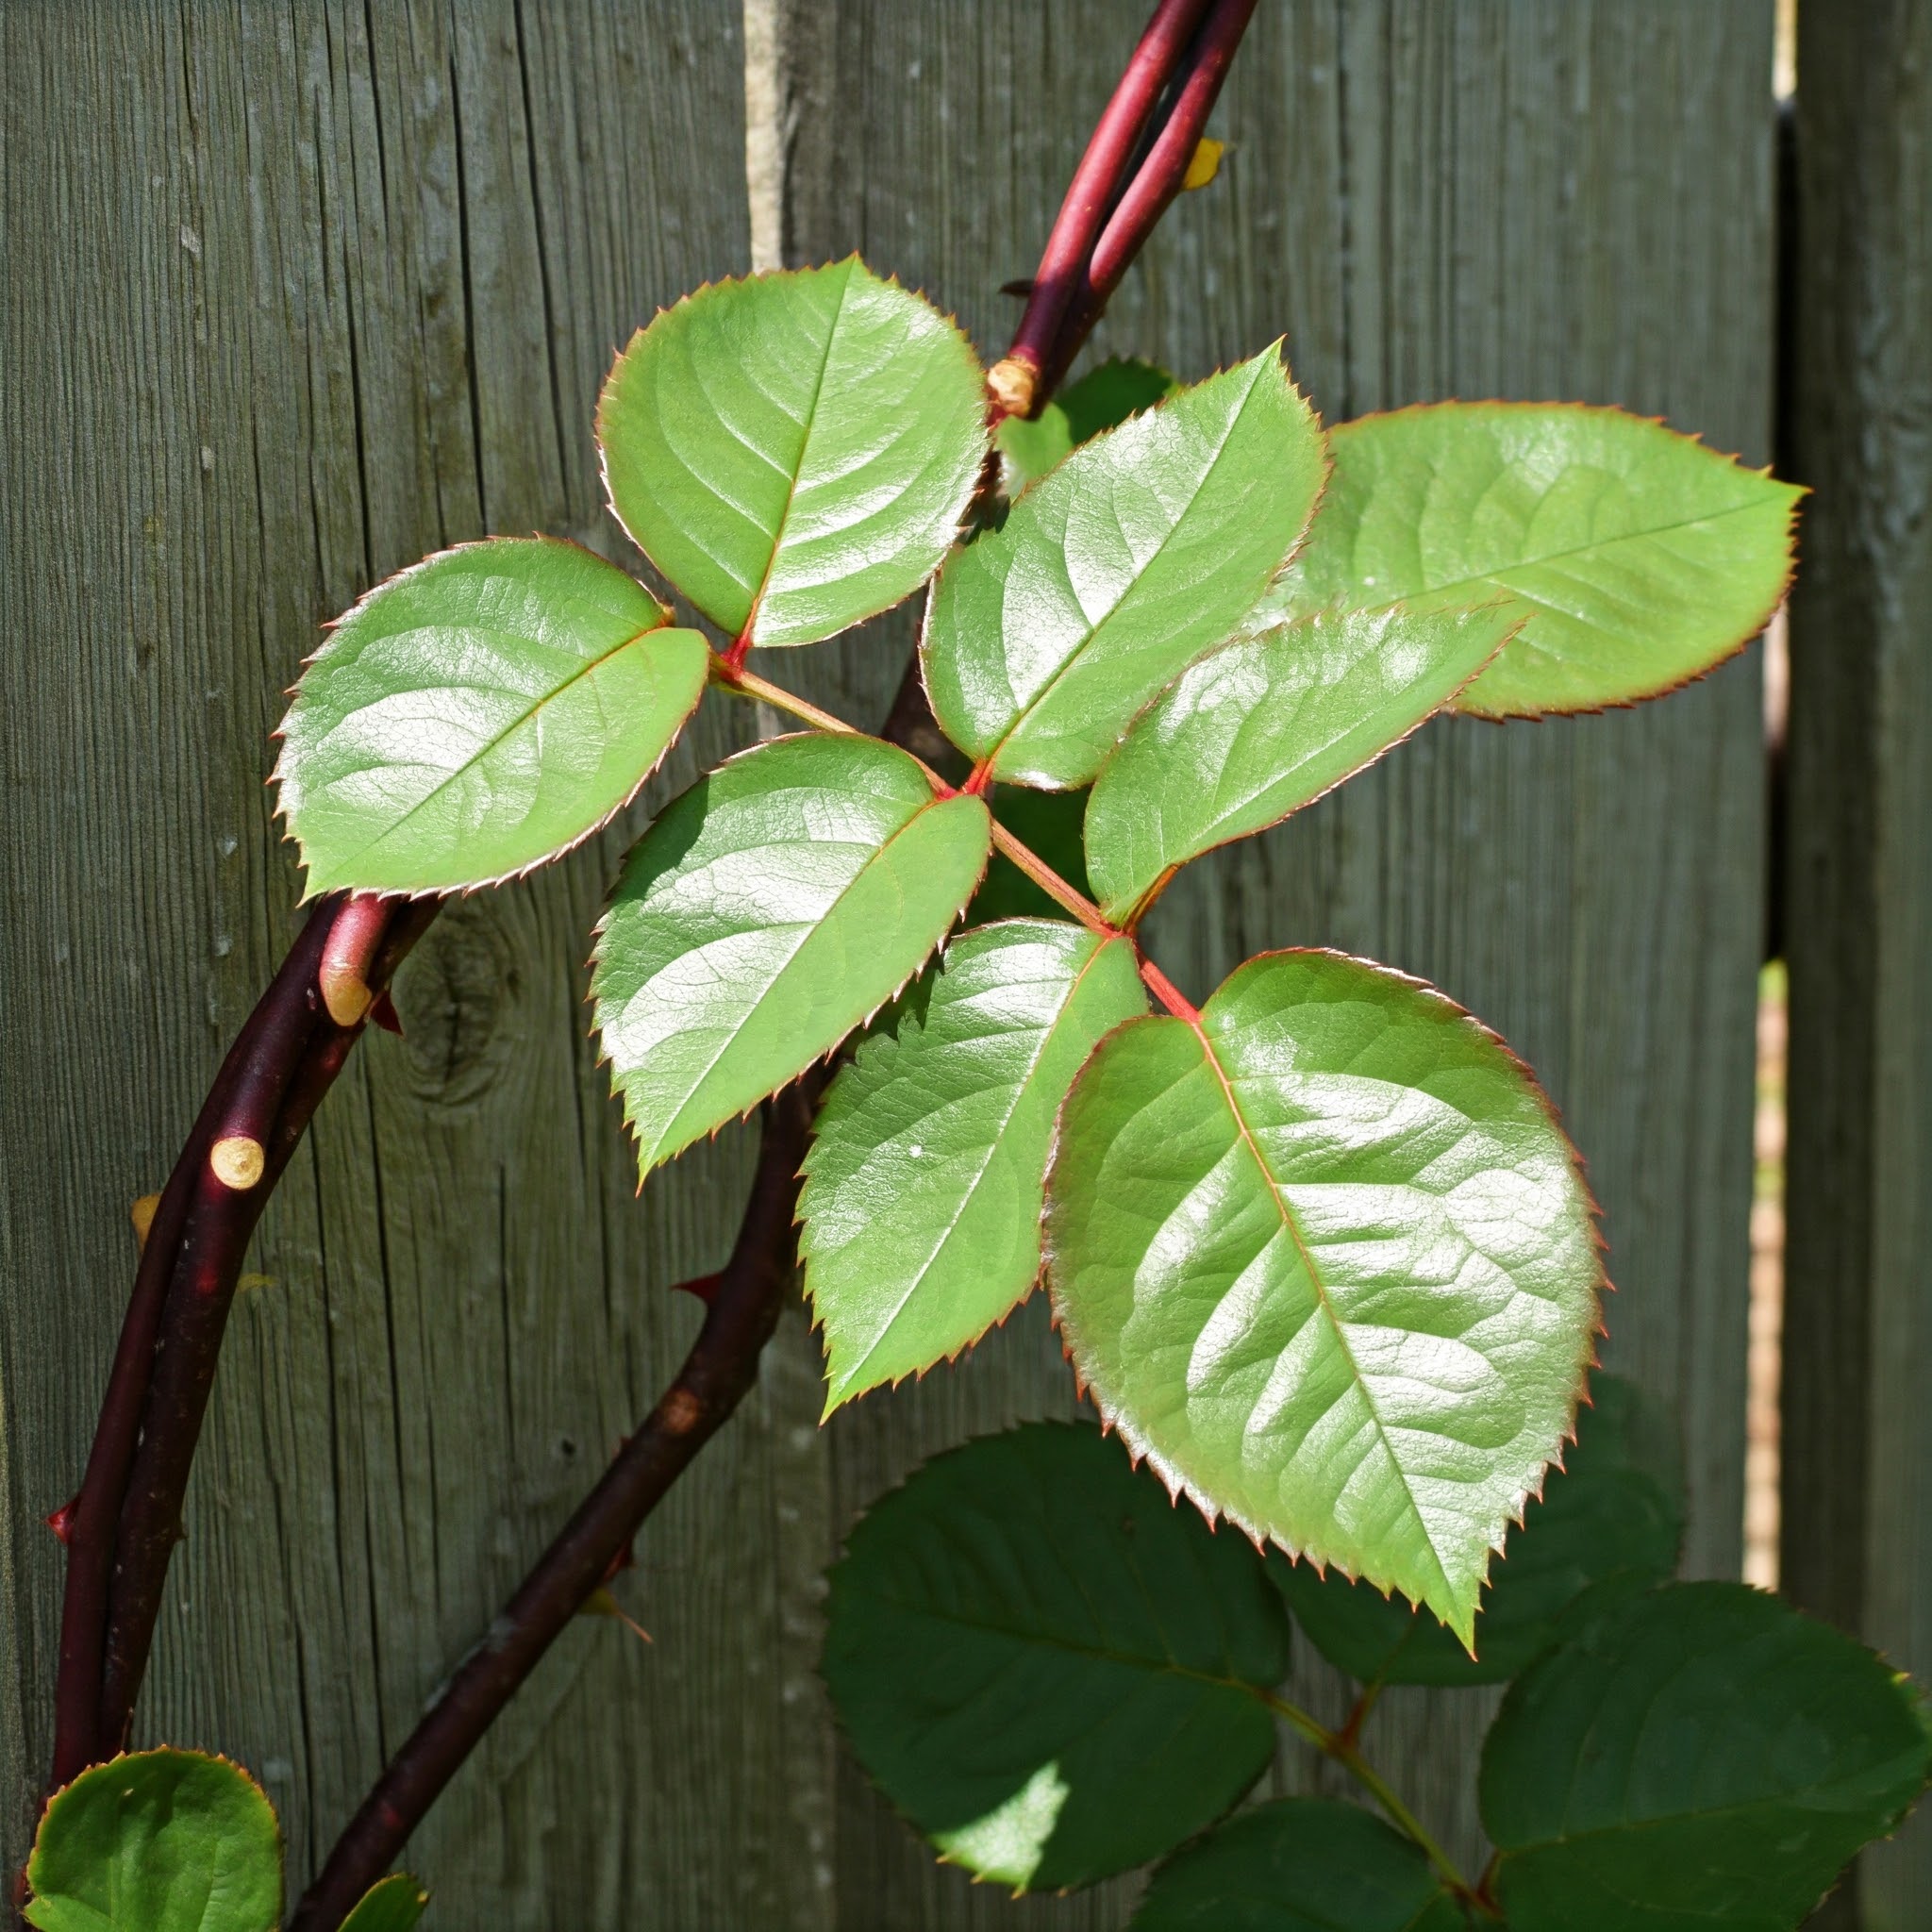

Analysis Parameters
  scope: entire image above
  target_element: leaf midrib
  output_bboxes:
[648,790,972,1158]
[1187,1018,1457,1613]
[1499,1785,1899,1860]
[741,259,856,640]
[1311,492,1781,625]
[833,937,1119,1391]
[978,361,1271,772]
[854,1587,1266,1708]
[316,620,667,874]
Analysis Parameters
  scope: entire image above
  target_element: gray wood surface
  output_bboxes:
[1,5,837,1924]
[1781,6,1932,1926]
[789,3,1776,1921]
[0,2,1784,1927]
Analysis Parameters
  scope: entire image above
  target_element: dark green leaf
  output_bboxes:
[275,538,708,893]
[1130,1799,1462,1931]
[1274,1372,1683,1687]
[802,920,1144,1409]
[598,259,986,647]
[924,351,1324,788]
[1045,949,1602,1644]
[1085,607,1517,923]
[968,786,1093,923]
[1482,1582,1932,1930]
[592,733,991,1174]
[26,1749,281,1932]
[823,1421,1290,1891]
[997,358,1178,493]
[340,1875,429,1932]
[1263,402,1802,717]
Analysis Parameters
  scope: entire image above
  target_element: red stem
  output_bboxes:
[287,1081,818,1932]
[49,895,438,1787]
[49,898,338,1788]
[95,898,437,1751]
[993,0,1213,417]
[1037,0,1260,402]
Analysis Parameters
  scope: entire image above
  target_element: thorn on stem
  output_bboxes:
[368,989,404,1035]
[674,1271,723,1307]
[581,1585,653,1644]
[46,1500,75,1544]
[209,1135,266,1191]
[130,1192,161,1249]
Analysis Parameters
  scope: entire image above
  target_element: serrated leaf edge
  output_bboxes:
[918,342,1333,789]
[1088,599,1524,924]
[1304,399,1806,723]
[586,731,992,1182]
[799,920,1143,1414]
[270,535,700,901]
[1039,945,1607,1643]
[29,1745,286,1907]
[594,256,991,650]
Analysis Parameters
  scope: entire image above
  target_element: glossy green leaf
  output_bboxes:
[823,1422,1290,1892]
[26,1749,281,1932]
[1264,402,1801,717]
[1045,949,1601,1643]
[1086,606,1517,923]
[997,357,1178,493]
[275,538,708,894]
[1482,1582,1932,1930]
[802,920,1145,1410]
[967,785,1092,924]
[593,733,990,1173]
[1130,1799,1462,1932]
[340,1875,429,1932]
[924,350,1324,788]
[598,259,986,647]
[1274,1372,1682,1687]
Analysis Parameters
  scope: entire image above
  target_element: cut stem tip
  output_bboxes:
[987,355,1039,422]
[209,1135,267,1191]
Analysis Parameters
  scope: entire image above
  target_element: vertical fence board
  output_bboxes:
[0,5,837,1924]
[1782,6,1932,1926]
[789,3,1775,1919]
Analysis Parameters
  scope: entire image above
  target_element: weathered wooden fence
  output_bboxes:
[0,3,1920,1926]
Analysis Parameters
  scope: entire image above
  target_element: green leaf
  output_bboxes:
[822,1422,1290,1892]
[1264,402,1801,717]
[967,785,1092,924]
[997,357,1178,493]
[1044,948,1601,1644]
[1129,1799,1463,1932]
[1274,1372,1683,1687]
[802,920,1145,1410]
[593,733,990,1173]
[1086,606,1518,923]
[598,259,986,647]
[340,1875,429,1932]
[924,350,1324,789]
[275,538,708,894]
[26,1749,281,1932]
[1481,1582,1932,1930]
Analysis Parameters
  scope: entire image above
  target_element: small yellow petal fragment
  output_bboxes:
[130,1193,161,1249]
[1182,137,1224,192]
[209,1135,266,1191]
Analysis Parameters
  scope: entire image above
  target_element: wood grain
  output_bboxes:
[788,3,1775,1918]
[1781,5,1932,1924]
[0,5,836,1923]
